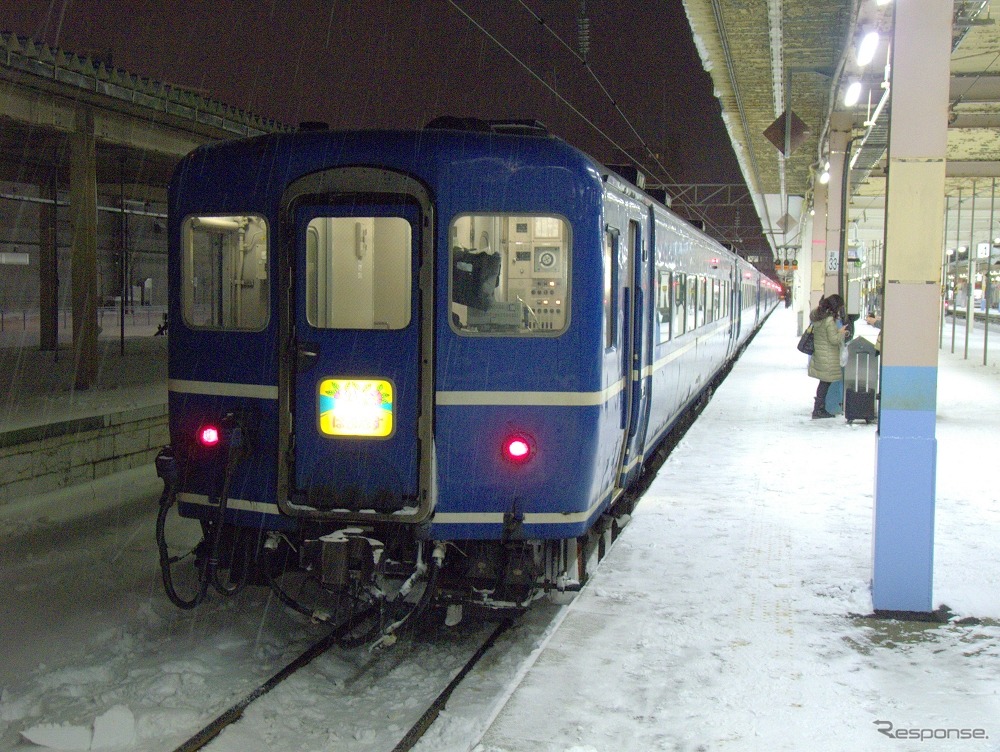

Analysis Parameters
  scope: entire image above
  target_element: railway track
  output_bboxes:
[169,611,513,752]
[165,350,727,752]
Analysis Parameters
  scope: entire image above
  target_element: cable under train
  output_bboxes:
[155,118,779,641]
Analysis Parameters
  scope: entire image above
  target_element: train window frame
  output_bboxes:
[686,275,698,332]
[304,215,413,331]
[656,268,671,344]
[673,272,686,337]
[604,227,619,351]
[180,214,270,332]
[699,276,709,326]
[448,213,572,337]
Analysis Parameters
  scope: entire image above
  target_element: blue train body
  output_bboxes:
[158,120,777,619]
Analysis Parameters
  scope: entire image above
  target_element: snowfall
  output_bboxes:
[0,305,998,752]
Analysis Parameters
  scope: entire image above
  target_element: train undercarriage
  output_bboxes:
[154,443,638,646]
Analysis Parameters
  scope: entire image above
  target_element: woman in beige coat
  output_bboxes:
[808,294,848,419]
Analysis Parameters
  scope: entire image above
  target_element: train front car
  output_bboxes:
[157,123,634,631]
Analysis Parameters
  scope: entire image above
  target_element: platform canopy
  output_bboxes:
[681,0,1000,262]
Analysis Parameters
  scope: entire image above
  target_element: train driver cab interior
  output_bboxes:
[181,215,270,331]
[450,214,570,335]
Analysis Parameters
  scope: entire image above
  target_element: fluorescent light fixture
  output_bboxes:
[844,81,863,107]
[875,0,891,5]
[857,30,880,67]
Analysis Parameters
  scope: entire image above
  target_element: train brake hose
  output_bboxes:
[369,543,445,649]
[156,483,211,609]
[155,424,244,608]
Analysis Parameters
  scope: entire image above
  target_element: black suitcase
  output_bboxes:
[844,386,876,423]
[844,348,878,424]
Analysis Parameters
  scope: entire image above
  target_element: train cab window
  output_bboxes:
[450,214,570,336]
[305,216,411,330]
[181,215,269,330]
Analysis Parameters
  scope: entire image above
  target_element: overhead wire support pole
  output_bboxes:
[941,195,949,351]
[983,178,997,366]
[966,180,976,359]
[952,189,960,353]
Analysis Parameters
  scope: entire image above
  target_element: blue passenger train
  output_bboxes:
[155,118,778,632]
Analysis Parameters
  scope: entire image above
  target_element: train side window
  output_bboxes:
[604,228,618,350]
[698,276,708,327]
[713,278,722,321]
[181,215,269,331]
[656,269,671,343]
[305,216,411,330]
[686,275,698,332]
[704,277,714,324]
[673,272,686,336]
[449,214,571,336]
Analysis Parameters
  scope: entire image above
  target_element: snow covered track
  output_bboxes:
[169,616,511,752]
[390,619,511,752]
[172,608,378,752]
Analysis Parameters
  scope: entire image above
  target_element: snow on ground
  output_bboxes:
[0,306,998,752]
[426,307,1000,752]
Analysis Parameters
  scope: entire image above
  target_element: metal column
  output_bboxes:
[811,181,829,312]
[825,119,849,295]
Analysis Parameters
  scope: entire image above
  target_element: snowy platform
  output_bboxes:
[0,336,167,503]
[449,306,1000,752]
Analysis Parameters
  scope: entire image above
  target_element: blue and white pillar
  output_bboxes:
[872,0,950,613]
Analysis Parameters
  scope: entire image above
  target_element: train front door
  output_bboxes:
[279,168,434,519]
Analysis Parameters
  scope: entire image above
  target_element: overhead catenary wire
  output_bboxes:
[512,0,673,183]
[446,0,729,242]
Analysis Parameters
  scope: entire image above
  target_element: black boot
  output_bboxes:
[812,395,834,419]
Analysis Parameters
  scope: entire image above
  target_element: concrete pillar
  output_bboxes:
[70,110,99,390]
[39,173,58,352]
[872,0,950,614]
[811,181,829,312]
[825,121,849,295]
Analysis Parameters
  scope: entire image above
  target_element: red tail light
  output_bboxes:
[503,434,534,464]
[198,425,221,447]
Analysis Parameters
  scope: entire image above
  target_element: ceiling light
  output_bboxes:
[819,170,831,185]
[844,81,863,107]
[857,30,880,67]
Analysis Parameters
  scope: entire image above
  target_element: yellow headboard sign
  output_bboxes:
[318,378,394,438]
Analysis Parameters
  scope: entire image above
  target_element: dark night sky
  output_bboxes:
[0,0,744,189]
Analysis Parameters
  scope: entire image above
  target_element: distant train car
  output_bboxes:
[156,119,778,634]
